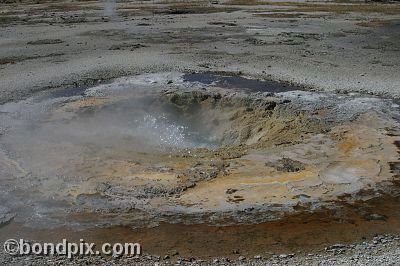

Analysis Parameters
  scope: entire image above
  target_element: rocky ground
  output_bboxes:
[1,234,400,265]
[0,0,400,104]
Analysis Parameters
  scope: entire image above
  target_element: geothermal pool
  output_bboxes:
[0,72,400,256]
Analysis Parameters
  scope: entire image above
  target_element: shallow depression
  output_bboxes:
[0,72,399,231]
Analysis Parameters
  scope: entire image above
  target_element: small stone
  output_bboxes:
[238,256,246,261]
[226,188,238,194]
[171,250,179,256]
[331,244,346,249]
[365,213,387,221]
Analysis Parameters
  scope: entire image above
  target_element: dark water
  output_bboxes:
[183,72,299,93]
[48,86,87,98]
[47,72,298,100]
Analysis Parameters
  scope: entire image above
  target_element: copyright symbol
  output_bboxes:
[4,239,19,255]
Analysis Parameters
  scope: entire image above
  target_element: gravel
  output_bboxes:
[1,234,399,265]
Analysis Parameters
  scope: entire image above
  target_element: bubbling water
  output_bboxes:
[139,114,193,149]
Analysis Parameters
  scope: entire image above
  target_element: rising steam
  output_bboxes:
[103,0,116,17]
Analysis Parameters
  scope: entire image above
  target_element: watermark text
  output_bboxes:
[4,239,141,258]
